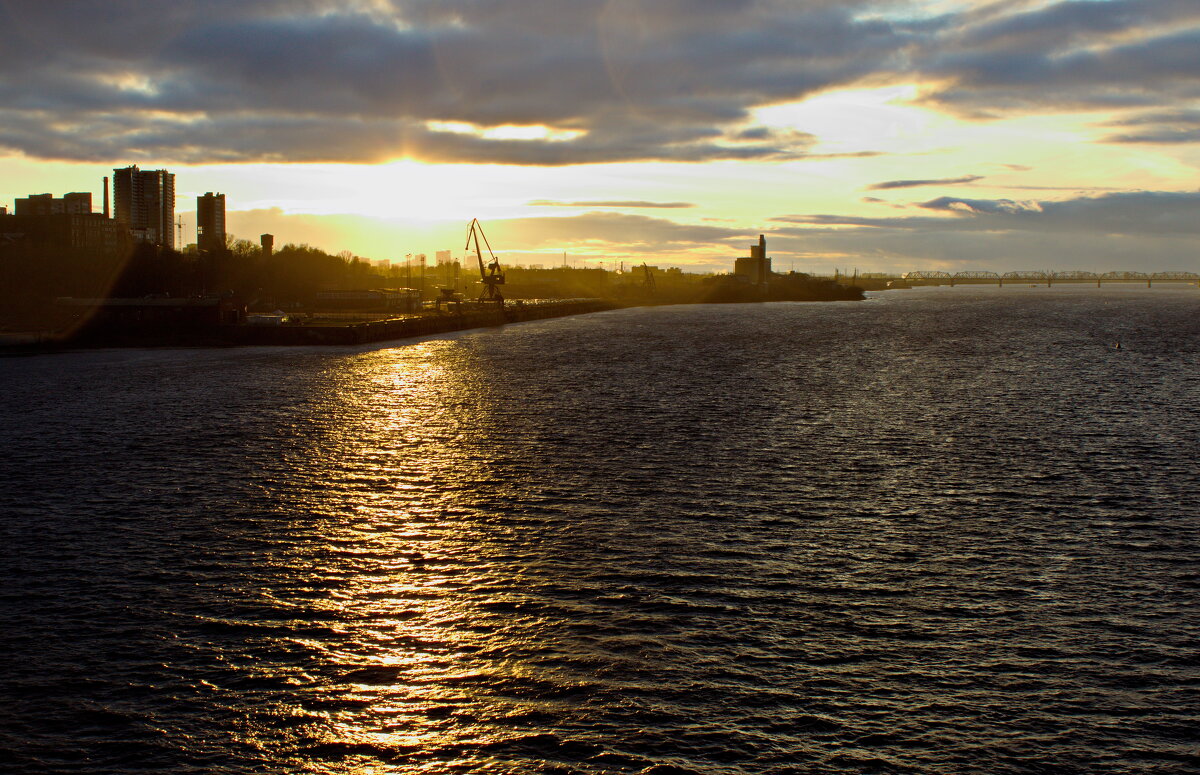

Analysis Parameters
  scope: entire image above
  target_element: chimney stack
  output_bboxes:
[102,176,110,218]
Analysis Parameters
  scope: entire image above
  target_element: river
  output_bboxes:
[2,285,1198,774]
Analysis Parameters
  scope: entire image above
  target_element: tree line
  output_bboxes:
[0,235,861,331]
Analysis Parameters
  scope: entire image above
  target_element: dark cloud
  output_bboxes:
[868,174,983,190]
[529,200,695,208]
[774,191,1200,236]
[2,0,1198,164]
[766,189,1200,270]
[0,0,919,164]
[914,0,1200,117]
[1099,109,1200,144]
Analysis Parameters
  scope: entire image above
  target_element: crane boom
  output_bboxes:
[465,218,505,306]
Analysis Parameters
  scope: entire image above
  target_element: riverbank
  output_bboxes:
[0,299,619,354]
[1,284,873,354]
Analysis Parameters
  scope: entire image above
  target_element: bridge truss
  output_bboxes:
[902,269,1200,286]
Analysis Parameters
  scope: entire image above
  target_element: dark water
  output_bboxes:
[2,286,1199,774]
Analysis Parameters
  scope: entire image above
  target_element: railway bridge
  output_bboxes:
[902,270,1200,287]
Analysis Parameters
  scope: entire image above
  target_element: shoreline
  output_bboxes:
[1,298,619,354]
[1,290,878,355]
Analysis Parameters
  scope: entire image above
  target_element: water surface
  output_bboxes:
[2,286,1198,773]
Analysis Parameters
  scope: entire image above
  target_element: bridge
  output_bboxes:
[902,270,1200,287]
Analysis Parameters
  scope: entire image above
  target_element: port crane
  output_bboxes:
[465,218,505,306]
[641,262,656,293]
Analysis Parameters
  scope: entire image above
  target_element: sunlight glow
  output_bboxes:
[754,86,947,155]
[95,72,161,97]
[426,121,584,142]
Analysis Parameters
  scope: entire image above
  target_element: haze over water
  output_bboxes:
[2,286,1199,774]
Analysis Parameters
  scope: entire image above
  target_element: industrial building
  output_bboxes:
[734,234,772,286]
[14,192,93,216]
[313,289,421,313]
[112,165,175,248]
[1,188,129,256]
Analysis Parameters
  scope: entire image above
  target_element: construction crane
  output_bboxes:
[641,262,656,293]
[465,218,504,306]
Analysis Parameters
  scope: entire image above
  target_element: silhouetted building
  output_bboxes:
[734,234,772,286]
[112,165,175,248]
[197,192,226,253]
[260,233,274,256]
[15,192,93,216]
[0,212,131,256]
[57,297,246,328]
[1,189,129,256]
[313,289,420,313]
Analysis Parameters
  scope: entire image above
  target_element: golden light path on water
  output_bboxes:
[238,338,581,773]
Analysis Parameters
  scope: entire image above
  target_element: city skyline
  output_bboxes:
[0,1,1198,272]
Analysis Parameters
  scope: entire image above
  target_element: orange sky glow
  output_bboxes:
[1,0,1198,273]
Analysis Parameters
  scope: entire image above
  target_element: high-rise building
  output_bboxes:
[196,192,226,253]
[112,165,175,248]
[260,233,274,257]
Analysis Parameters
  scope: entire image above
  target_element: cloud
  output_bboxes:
[223,190,1200,273]
[917,196,1042,215]
[0,0,925,164]
[226,206,749,263]
[767,190,1200,271]
[913,0,1200,118]
[484,211,745,249]
[774,190,1200,236]
[1099,109,1200,144]
[2,0,1198,165]
[528,199,695,208]
[868,174,983,190]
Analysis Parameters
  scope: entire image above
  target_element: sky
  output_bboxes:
[1,0,1198,273]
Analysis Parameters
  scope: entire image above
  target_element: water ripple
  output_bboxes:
[2,286,1199,773]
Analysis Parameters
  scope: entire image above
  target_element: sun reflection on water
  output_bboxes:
[243,339,542,772]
